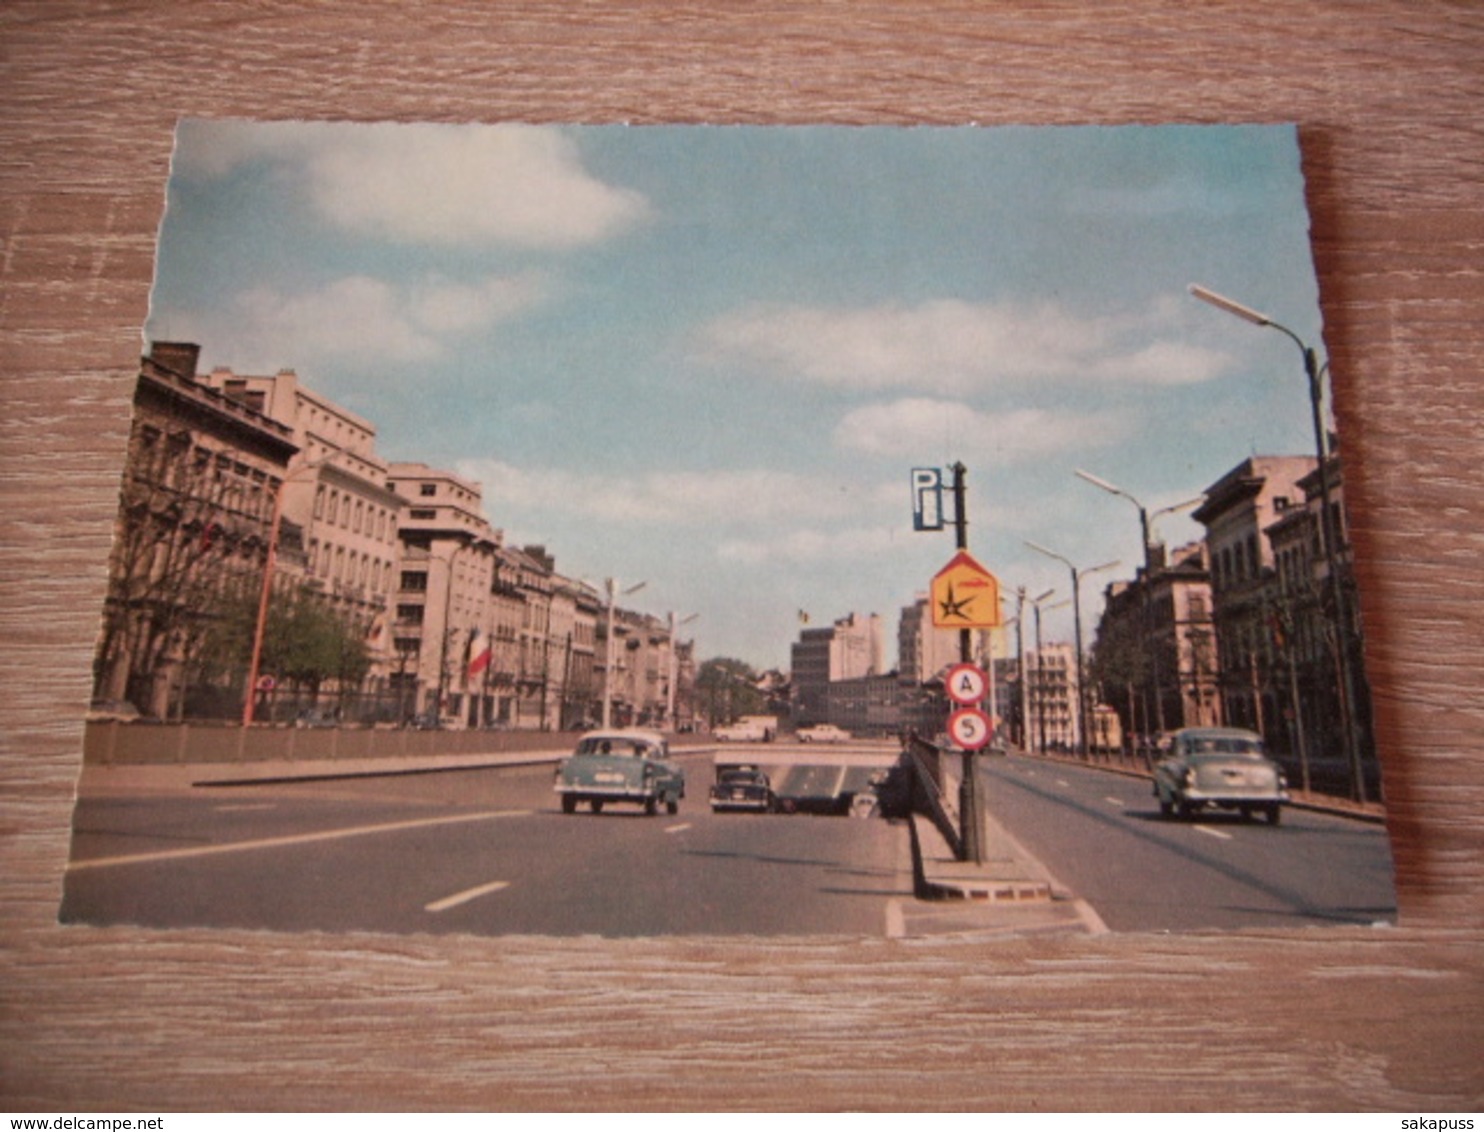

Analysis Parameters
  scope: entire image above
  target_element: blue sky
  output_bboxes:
[147,120,1327,670]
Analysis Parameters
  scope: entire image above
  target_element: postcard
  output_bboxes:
[63,121,1395,938]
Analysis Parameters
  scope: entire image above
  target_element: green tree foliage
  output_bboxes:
[696,657,767,723]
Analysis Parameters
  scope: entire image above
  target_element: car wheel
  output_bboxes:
[1175,799,1193,821]
[1266,804,1282,825]
[561,794,577,815]
[666,799,679,815]
[1158,796,1173,818]
[591,800,604,814]
[644,796,658,816]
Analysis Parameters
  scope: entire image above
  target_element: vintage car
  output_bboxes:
[553,729,685,815]
[1152,726,1289,824]
[796,723,851,743]
[708,765,775,813]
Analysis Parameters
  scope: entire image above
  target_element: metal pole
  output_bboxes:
[950,462,983,864]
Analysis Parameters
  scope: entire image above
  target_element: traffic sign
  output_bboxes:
[930,550,1003,629]
[947,707,993,750]
[945,662,988,705]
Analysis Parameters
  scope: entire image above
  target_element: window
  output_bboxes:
[401,571,428,592]
[397,604,424,625]
[420,483,437,497]
[409,508,436,520]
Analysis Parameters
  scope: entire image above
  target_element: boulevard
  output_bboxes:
[61,741,1396,938]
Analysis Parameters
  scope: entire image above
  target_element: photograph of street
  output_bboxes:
[64,121,1396,939]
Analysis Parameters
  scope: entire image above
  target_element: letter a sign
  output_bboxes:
[931,550,1003,630]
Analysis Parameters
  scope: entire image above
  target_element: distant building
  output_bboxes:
[387,462,503,727]
[790,612,884,725]
[1093,540,1221,746]
[898,594,962,684]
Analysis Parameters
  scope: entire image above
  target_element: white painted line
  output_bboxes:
[1056,779,1070,788]
[1104,796,1125,807]
[664,823,692,835]
[1195,825,1234,841]
[66,809,530,872]
[425,879,510,913]
[213,803,277,813]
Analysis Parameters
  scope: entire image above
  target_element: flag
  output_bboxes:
[199,519,221,552]
[466,629,492,680]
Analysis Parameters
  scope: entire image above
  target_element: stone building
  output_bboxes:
[201,362,403,709]
[93,342,299,719]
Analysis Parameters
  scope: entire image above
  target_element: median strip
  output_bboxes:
[66,809,530,872]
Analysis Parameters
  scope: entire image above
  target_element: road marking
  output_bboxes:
[1056,779,1070,788]
[425,879,510,913]
[664,823,692,835]
[1195,825,1234,841]
[65,809,530,872]
[214,803,277,813]
[1104,796,1125,807]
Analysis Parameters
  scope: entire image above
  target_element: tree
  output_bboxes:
[696,657,767,725]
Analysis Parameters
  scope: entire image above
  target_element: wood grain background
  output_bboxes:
[2,1,1480,1112]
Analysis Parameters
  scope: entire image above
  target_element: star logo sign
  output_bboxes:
[938,581,975,623]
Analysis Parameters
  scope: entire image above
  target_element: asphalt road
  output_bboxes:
[59,742,1398,939]
[61,751,915,938]
[979,753,1398,933]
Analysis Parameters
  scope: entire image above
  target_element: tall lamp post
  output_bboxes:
[1074,470,1202,737]
[602,578,646,729]
[667,611,699,730]
[1024,587,1055,752]
[1189,283,1367,802]
[1025,542,1118,760]
[242,457,332,726]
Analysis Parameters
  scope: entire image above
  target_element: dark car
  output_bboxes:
[1153,726,1289,824]
[709,766,775,813]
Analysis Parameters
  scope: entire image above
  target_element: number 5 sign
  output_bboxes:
[947,707,993,751]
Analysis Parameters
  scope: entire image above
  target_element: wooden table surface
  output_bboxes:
[2,1,1480,1112]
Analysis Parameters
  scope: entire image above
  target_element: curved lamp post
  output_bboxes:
[602,578,647,729]
[1025,542,1118,759]
[242,457,334,726]
[1189,283,1366,802]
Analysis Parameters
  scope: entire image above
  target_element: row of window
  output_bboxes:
[308,538,394,595]
[314,483,397,545]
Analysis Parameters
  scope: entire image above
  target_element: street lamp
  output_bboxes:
[242,456,334,726]
[1025,542,1119,759]
[1074,469,1203,572]
[1189,283,1367,802]
[1025,587,1054,753]
[666,611,699,730]
[602,578,646,729]
[1074,470,1203,738]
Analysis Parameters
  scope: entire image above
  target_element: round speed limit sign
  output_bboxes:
[947,707,993,751]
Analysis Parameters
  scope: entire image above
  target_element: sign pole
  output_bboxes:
[950,462,984,864]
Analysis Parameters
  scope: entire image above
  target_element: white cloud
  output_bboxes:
[152,271,546,371]
[694,296,1232,392]
[834,397,1125,461]
[458,459,882,528]
[175,120,650,249]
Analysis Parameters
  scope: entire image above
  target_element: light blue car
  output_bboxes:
[554,729,685,816]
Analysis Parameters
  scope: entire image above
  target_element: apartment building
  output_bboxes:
[790,612,884,725]
[93,342,299,719]
[202,363,403,696]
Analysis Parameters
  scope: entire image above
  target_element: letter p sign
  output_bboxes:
[912,467,944,531]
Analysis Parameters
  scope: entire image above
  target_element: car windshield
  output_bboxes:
[720,771,761,785]
[1187,737,1264,756]
[575,737,656,757]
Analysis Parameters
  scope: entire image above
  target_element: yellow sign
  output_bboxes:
[931,550,1003,630]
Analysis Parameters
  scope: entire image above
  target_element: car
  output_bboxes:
[709,765,775,813]
[1152,726,1289,824]
[294,707,338,729]
[796,723,851,743]
[553,728,686,815]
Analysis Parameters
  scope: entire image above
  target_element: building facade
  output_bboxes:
[93,343,300,720]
